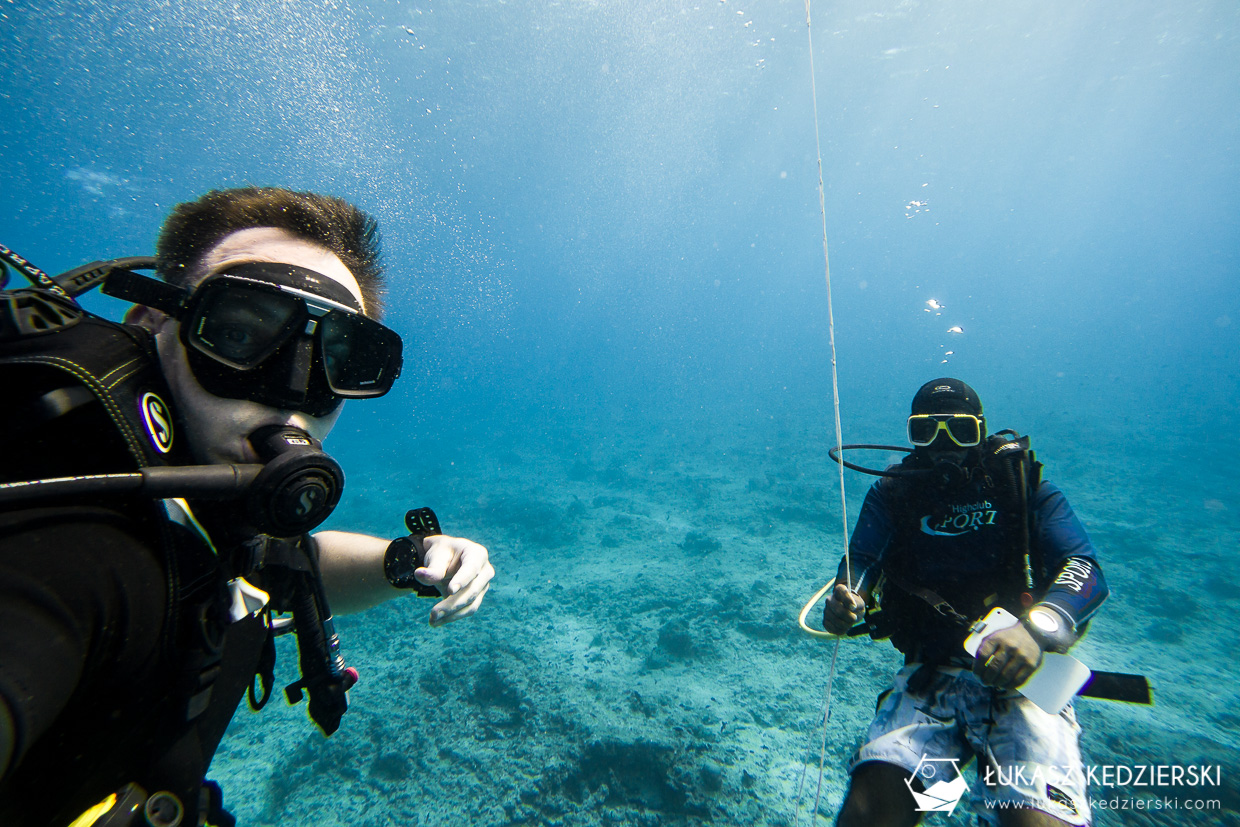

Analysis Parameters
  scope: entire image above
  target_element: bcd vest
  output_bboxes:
[871,433,1044,660]
[0,288,266,825]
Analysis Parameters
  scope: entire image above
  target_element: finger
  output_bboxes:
[431,578,492,626]
[975,646,1002,683]
[824,597,852,622]
[834,583,864,614]
[1010,661,1036,690]
[974,637,998,666]
[992,654,1021,689]
[824,604,855,633]
[417,537,458,586]
[996,644,1036,689]
[432,561,492,620]
[822,614,848,635]
[996,651,1030,690]
[455,579,493,621]
[445,543,488,595]
[821,604,842,633]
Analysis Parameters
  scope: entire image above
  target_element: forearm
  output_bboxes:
[836,486,892,599]
[1039,556,1108,626]
[1024,556,1108,652]
[313,530,403,615]
[314,528,495,626]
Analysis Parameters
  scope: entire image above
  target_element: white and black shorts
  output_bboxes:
[850,663,1091,826]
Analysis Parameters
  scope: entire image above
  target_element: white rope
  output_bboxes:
[794,636,842,825]
[803,0,851,572]
[793,2,853,824]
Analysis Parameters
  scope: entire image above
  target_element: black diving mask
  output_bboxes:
[171,263,402,417]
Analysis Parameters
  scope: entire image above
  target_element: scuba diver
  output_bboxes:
[0,187,495,826]
[821,378,1108,826]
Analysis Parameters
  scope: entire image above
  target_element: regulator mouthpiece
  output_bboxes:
[930,458,969,487]
[246,425,344,536]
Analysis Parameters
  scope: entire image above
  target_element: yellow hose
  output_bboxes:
[798,578,842,639]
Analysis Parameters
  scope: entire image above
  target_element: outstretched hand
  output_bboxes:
[418,535,495,627]
[823,582,866,635]
[973,624,1042,690]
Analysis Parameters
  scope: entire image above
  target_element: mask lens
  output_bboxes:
[319,313,403,395]
[945,415,981,446]
[908,414,982,447]
[188,283,301,367]
[908,416,941,445]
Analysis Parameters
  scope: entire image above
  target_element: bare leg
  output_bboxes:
[836,761,923,827]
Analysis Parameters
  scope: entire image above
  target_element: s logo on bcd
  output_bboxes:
[140,392,174,454]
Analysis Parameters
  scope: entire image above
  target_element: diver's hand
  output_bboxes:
[822,582,865,635]
[973,624,1043,690]
[417,535,494,627]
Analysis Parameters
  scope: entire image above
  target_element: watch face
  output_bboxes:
[390,556,416,582]
[385,537,421,588]
[1029,607,1061,633]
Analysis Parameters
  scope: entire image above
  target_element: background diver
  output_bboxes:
[821,378,1108,826]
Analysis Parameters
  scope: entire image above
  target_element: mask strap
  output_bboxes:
[101,267,188,313]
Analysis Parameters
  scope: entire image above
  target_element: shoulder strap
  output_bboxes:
[983,430,1046,590]
[0,299,192,473]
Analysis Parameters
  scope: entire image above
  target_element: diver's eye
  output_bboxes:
[322,327,353,373]
[218,326,255,346]
[197,319,270,361]
[190,284,302,364]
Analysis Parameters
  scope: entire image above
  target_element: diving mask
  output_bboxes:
[907,413,984,448]
[109,262,403,417]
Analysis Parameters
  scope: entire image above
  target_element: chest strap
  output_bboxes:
[881,568,974,629]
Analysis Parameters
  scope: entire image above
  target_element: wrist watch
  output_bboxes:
[1022,603,1077,653]
[383,507,443,596]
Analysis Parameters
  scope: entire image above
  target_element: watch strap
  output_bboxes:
[384,507,443,596]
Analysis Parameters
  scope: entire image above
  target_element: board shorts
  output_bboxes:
[849,663,1091,826]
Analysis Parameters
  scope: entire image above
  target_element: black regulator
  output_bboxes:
[0,424,343,537]
[244,425,343,536]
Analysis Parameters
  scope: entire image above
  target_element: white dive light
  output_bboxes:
[1028,606,1062,633]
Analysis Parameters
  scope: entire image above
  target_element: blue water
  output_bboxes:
[3,1,1238,824]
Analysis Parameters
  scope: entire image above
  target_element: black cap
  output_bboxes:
[911,378,983,416]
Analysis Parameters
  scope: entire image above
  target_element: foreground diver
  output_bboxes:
[822,379,1107,826]
[0,187,495,826]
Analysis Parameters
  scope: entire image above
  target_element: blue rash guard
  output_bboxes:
[836,465,1108,663]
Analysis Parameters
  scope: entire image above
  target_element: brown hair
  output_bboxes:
[155,187,386,318]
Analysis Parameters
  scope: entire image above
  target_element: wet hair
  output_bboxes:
[155,187,386,318]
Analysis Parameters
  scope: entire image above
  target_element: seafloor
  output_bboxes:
[211,409,1240,826]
